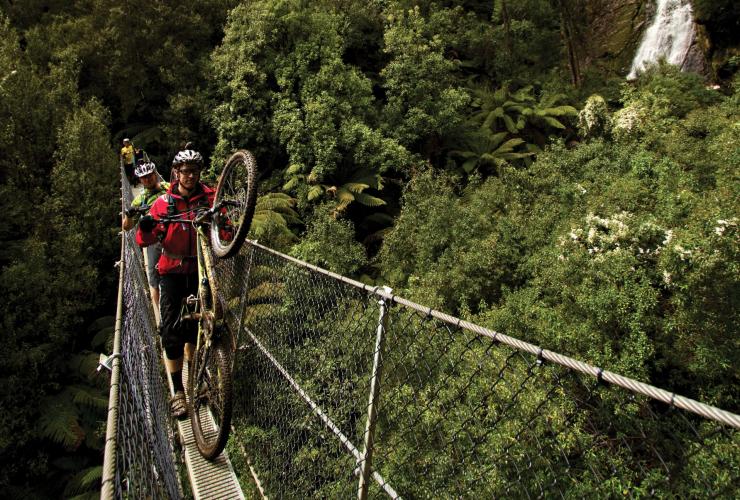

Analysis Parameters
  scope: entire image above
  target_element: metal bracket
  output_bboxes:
[97,353,122,373]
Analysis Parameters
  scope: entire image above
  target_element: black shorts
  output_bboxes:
[159,273,198,358]
[124,162,135,180]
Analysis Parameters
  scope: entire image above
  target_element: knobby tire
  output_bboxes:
[189,330,233,460]
[211,150,257,258]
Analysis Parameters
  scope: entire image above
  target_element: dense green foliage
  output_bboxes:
[0,1,235,495]
[0,0,737,496]
[381,67,739,409]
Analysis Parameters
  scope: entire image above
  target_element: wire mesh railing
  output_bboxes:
[224,240,740,499]
[103,165,738,499]
[101,169,181,499]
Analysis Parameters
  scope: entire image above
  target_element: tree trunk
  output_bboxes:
[555,0,582,88]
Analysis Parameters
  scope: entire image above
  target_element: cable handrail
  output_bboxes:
[246,240,740,429]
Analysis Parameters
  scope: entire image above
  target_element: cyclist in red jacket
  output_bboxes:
[137,148,214,419]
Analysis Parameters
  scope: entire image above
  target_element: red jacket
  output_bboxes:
[136,182,215,275]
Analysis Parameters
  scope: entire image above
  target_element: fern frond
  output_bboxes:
[363,213,394,225]
[282,176,302,191]
[335,188,355,203]
[482,111,498,130]
[542,116,566,129]
[307,185,324,201]
[462,158,478,173]
[38,395,84,450]
[342,182,370,193]
[64,465,103,497]
[540,93,568,107]
[254,211,287,227]
[353,192,386,207]
[496,138,526,153]
[544,105,578,116]
[486,131,509,148]
[497,152,534,160]
[285,163,304,175]
[512,85,534,102]
[502,115,517,133]
[493,86,507,102]
[262,192,295,201]
[70,384,108,410]
[280,213,303,225]
[257,197,296,212]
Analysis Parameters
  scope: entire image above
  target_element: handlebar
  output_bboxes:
[124,204,150,218]
[156,206,215,226]
[133,199,231,225]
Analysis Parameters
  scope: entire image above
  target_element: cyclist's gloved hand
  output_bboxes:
[138,214,156,232]
[124,207,136,218]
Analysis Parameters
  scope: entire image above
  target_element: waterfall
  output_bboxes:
[627,0,694,80]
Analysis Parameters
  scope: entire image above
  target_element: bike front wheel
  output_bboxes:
[188,329,233,460]
[211,150,257,258]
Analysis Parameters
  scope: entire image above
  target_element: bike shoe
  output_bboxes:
[170,391,188,420]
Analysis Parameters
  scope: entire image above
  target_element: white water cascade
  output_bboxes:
[627,0,695,80]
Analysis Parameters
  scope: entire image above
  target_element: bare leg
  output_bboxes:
[151,286,160,309]
[150,286,161,325]
[184,342,194,362]
[164,355,183,375]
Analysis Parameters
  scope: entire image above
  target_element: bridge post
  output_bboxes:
[357,286,393,500]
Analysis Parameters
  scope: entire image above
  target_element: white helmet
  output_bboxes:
[172,149,203,168]
[134,161,157,178]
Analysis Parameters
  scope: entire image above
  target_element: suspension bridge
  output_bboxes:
[101,173,739,498]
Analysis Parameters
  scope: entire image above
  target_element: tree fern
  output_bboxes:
[38,393,85,450]
[307,185,324,201]
[469,83,577,149]
[287,167,387,215]
[70,384,108,410]
[250,192,301,243]
[64,465,102,499]
[353,191,386,207]
[450,126,532,174]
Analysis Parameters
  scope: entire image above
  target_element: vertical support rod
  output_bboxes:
[358,286,392,500]
[235,242,257,351]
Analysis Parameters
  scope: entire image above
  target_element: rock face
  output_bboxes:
[580,0,652,77]
[681,22,709,76]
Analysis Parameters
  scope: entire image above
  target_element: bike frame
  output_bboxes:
[192,222,224,376]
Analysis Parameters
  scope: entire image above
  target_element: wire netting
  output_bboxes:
[101,172,181,499]
[227,241,740,499]
[105,168,738,499]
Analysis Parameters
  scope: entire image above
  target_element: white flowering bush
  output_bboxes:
[612,103,648,141]
[577,94,612,139]
[560,211,671,264]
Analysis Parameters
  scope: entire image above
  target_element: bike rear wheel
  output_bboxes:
[188,328,233,460]
[211,150,257,258]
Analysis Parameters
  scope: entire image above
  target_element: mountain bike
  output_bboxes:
[159,150,257,459]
